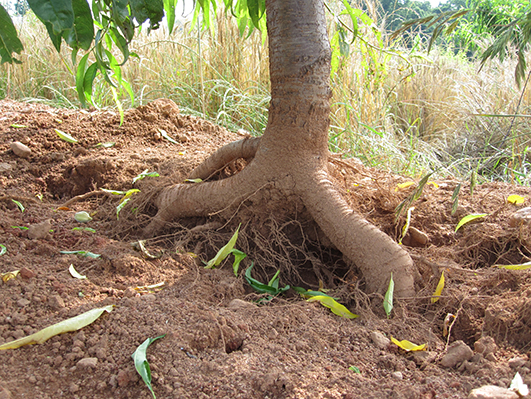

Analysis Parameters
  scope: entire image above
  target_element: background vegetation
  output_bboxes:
[1,0,531,185]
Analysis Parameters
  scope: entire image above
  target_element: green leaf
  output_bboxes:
[383,273,394,317]
[116,198,131,219]
[0,244,6,256]
[231,249,247,276]
[293,287,337,299]
[0,4,24,64]
[164,0,178,34]
[11,226,29,230]
[205,224,240,269]
[455,213,488,232]
[244,263,290,296]
[10,124,27,128]
[11,199,24,212]
[349,366,361,373]
[132,334,166,399]
[27,0,74,36]
[69,264,87,279]
[60,250,101,258]
[72,227,96,233]
[185,178,203,183]
[0,305,114,350]
[159,128,179,144]
[133,169,160,184]
[55,128,78,143]
[451,183,461,215]
[66,0,94,50]
[129,0,164,31]
[307,296,358,319]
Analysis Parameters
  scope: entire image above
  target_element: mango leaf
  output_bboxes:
[134,282,165,294]
[244,263,290,296]
[231,249,247,276]
[383,273,394,317]
[205,224,240,269]
[11,226,28,230]
[11,199,24,212]
[69,264,87,279]
[132,334,166,399]
[0,244,6,256]
[94,142,115,148]
[395,181,415,191]
[60,250,101,258]
[116,198,130,219]
[307,295,358,319]
[74,211,92,223]
[55,128,78,143]
[495,261,531,270]
[1,270,19,283]
[133,169,159,184]
[390,337,426,352]
[510,372,529,396]
[0,305,114,350]
[184,178,203,183]
[72,227,96,233]
[455,213,488,232]
[0,4,24,64]
[10,124,27,128]
[349,366,361,373]
[507,194,525,205]
[431,270,445,303]
[133,240,163,260]
[398,207,414,245]
[293,287,337,299]
[101,188,127,195]
[159,128,179,144]
[121,189,140,203]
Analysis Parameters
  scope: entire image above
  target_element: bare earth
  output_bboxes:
[1,99,530,399]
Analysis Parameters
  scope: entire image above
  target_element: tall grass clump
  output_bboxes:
[1,1,531,184]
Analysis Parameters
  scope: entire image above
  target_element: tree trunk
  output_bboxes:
[144,0,416,297]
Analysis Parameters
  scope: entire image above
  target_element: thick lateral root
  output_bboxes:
[188,137,260,180]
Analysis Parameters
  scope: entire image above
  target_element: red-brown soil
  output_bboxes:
[1,98,530,399]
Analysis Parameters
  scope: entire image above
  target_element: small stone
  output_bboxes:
[508,357,527,369]
[123,287,137,298]
[468,385,519,399]
[28,219,52,240]
[10,141,31,158]
[69,383,79,393]
[228,299,257,310]
[370,331,391,349]
[17,298,30,307]
[19,267,36,279]
[509,207,531,227]
[0,163,12,173]
[391,371,403,380]
[474,336,498,356]
[117,370,130,387]
[48,294,65,310]
[77,357,98,369]
[441,340,474,368]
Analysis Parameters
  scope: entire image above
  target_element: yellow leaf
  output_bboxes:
[495,261,531,270]
[1,270,19,283]
[205,224,240,269]
[0,305,114,350]
[69,264,87,280]
[395,181,415,191]
[427,181,439,189]
[455,213,488,232]
[431,271,445,303]
[507,195,525,205]
[390,337,426,351]
[307,295,358,319]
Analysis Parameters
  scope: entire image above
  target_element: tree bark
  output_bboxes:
[144,0,417,297]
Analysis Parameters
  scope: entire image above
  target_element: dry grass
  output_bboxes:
[2,6,531,183]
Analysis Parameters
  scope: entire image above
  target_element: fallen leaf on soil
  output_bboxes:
[69,264,87,280]
[510,372,529,396]
[59,250,101,258]
[231,249,247,276]
[11,123,27,128]
[1,270,19,283]
[507,194,525,205]
[206,224,240,269]
[395,181,415,191]
[116,198,131,219]
[184,178,203,183]
[0,305,114,350]
[293,287,336,299]
[134,282,166,293]
[383,273,394,317]
[443,313,456,337]
[72,227,96,233]
[56,206,71,211]
[94,142,115,148]
[132,169,159,184]
[55,128,78,143]
[455,213,488,232]
[11,199,24,212]
[132,240,163,259]
[431,271,445,303]
[74,211,93,223]
[307,296,358,319]
[398,207,414,245]
[0,244,6,256]
[11,226,28,230]
[390,337,426,351]
[349,366,361,373]
[159,128,178,144]
[244,263,290,297]
[132,334,166,399]
[494,261,531,270]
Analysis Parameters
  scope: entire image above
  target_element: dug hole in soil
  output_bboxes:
[1,98,531,399]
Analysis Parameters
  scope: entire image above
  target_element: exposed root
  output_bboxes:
[60,190,112,208]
